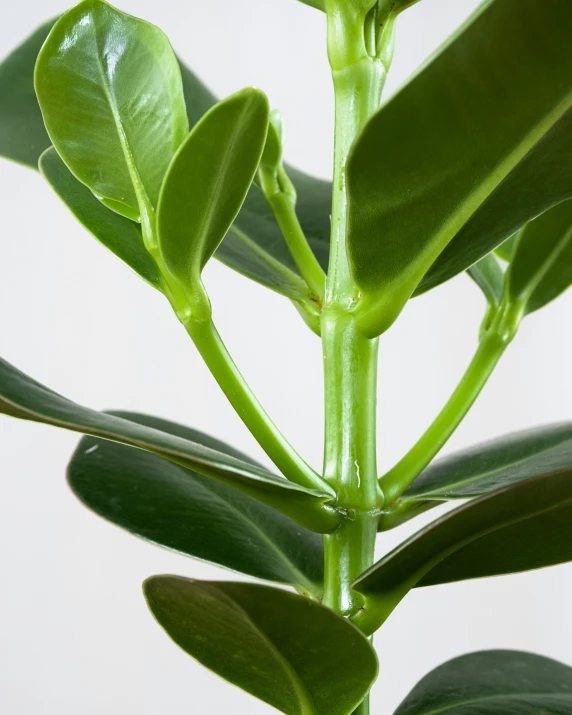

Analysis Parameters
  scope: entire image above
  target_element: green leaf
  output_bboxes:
[297,0,325,10]
[467,253,504,308]
[35,0,189,222]
[1,17,330,304]
[157,89,269,302]
[347,0,572,335]
[39,147,163,289]
[68,418,324,594]
[144,576,378,715]
[402,422,572,503]
[0,18,55,167]
[394,650,572,715]
[495,230,521,263]
[354,470,572,633]
[508,198,572,314]
[0,358,339,532]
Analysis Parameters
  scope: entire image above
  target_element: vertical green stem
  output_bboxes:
[322,312,382,615]
[322,6,389,712]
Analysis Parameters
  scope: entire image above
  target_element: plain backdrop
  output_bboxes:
[1,0,572,713]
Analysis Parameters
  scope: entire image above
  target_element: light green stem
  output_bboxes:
[380,329,512,505]
[185,317,332,495]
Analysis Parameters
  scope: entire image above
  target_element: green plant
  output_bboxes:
[2,0,572,712]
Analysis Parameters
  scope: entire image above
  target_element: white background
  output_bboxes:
[1,0,572,713]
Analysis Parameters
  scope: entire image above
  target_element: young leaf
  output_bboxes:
[508,198,572,314]
[355,470,572,633]
[144,577,378,715]
[467,253,504,309]
[298,0,325,10]
[394,650,572,715]
[0,16,330,302]
[35,0,189,222]
[69,418,324,595]
[0,18,55,167]
[0,358,340,532]
[347,0,572,335]
[39,147,163,289]
[157,89,269,304]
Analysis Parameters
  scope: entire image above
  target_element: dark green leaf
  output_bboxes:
[35,0,189,222]
[69,417,324,594]
[0,18,55,167]
[394,650,572,715]
[0,358,339,532]
[348,0,572,335]
[403,422,572,502]
[39,147,163,289]
[144,576,377,715]
[467,253,504,308]
[495,230,520,263]
[509,198,572,314]
[355,470,572,632]
[158,89,269,299]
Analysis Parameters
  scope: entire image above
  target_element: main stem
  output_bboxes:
[322,6,387,714]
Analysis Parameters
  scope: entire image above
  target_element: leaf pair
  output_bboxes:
[34,0,270,313]
[0,358,339,533]
[356,424,572,633]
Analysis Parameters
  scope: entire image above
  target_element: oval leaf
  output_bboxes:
[35,0,189,221]
[69,416,324,594]
[39,147,163,289]
[0,358,339,532]
[394,650,572,715]
[157,88,269,298]
[348,0,572,335]
[509,198,572,314]
[144,576,378,715]
[355,470,572,632]
[467,253,504,308]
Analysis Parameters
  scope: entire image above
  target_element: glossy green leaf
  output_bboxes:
[404,423,572,503]
[39,147,163,289]
[68,418,324,594]
[1,16,330,303]
[0,358,339,532]
[348,0,572,335]
[355,470,572,632]
[144,576,378,715]
[158,89,269,300]
[394,650,572,715]
[0,18,54,167]
[467,253,504,308]
[508,198,572,314]
[35,0,189,222]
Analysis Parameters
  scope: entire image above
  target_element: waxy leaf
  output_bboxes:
[158,89,269,299]
[394,650,572,715]
[35,0,189,222]
[403,422,572,502]
[1,16,330,303]
[144,577,378,715]
[0,358,339,532]
[355,471,572,632]
[39,147,163,289]
[0,18,54,167]
[509,198,572,315]
[348,0,572,334]
[69,419,324,594]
